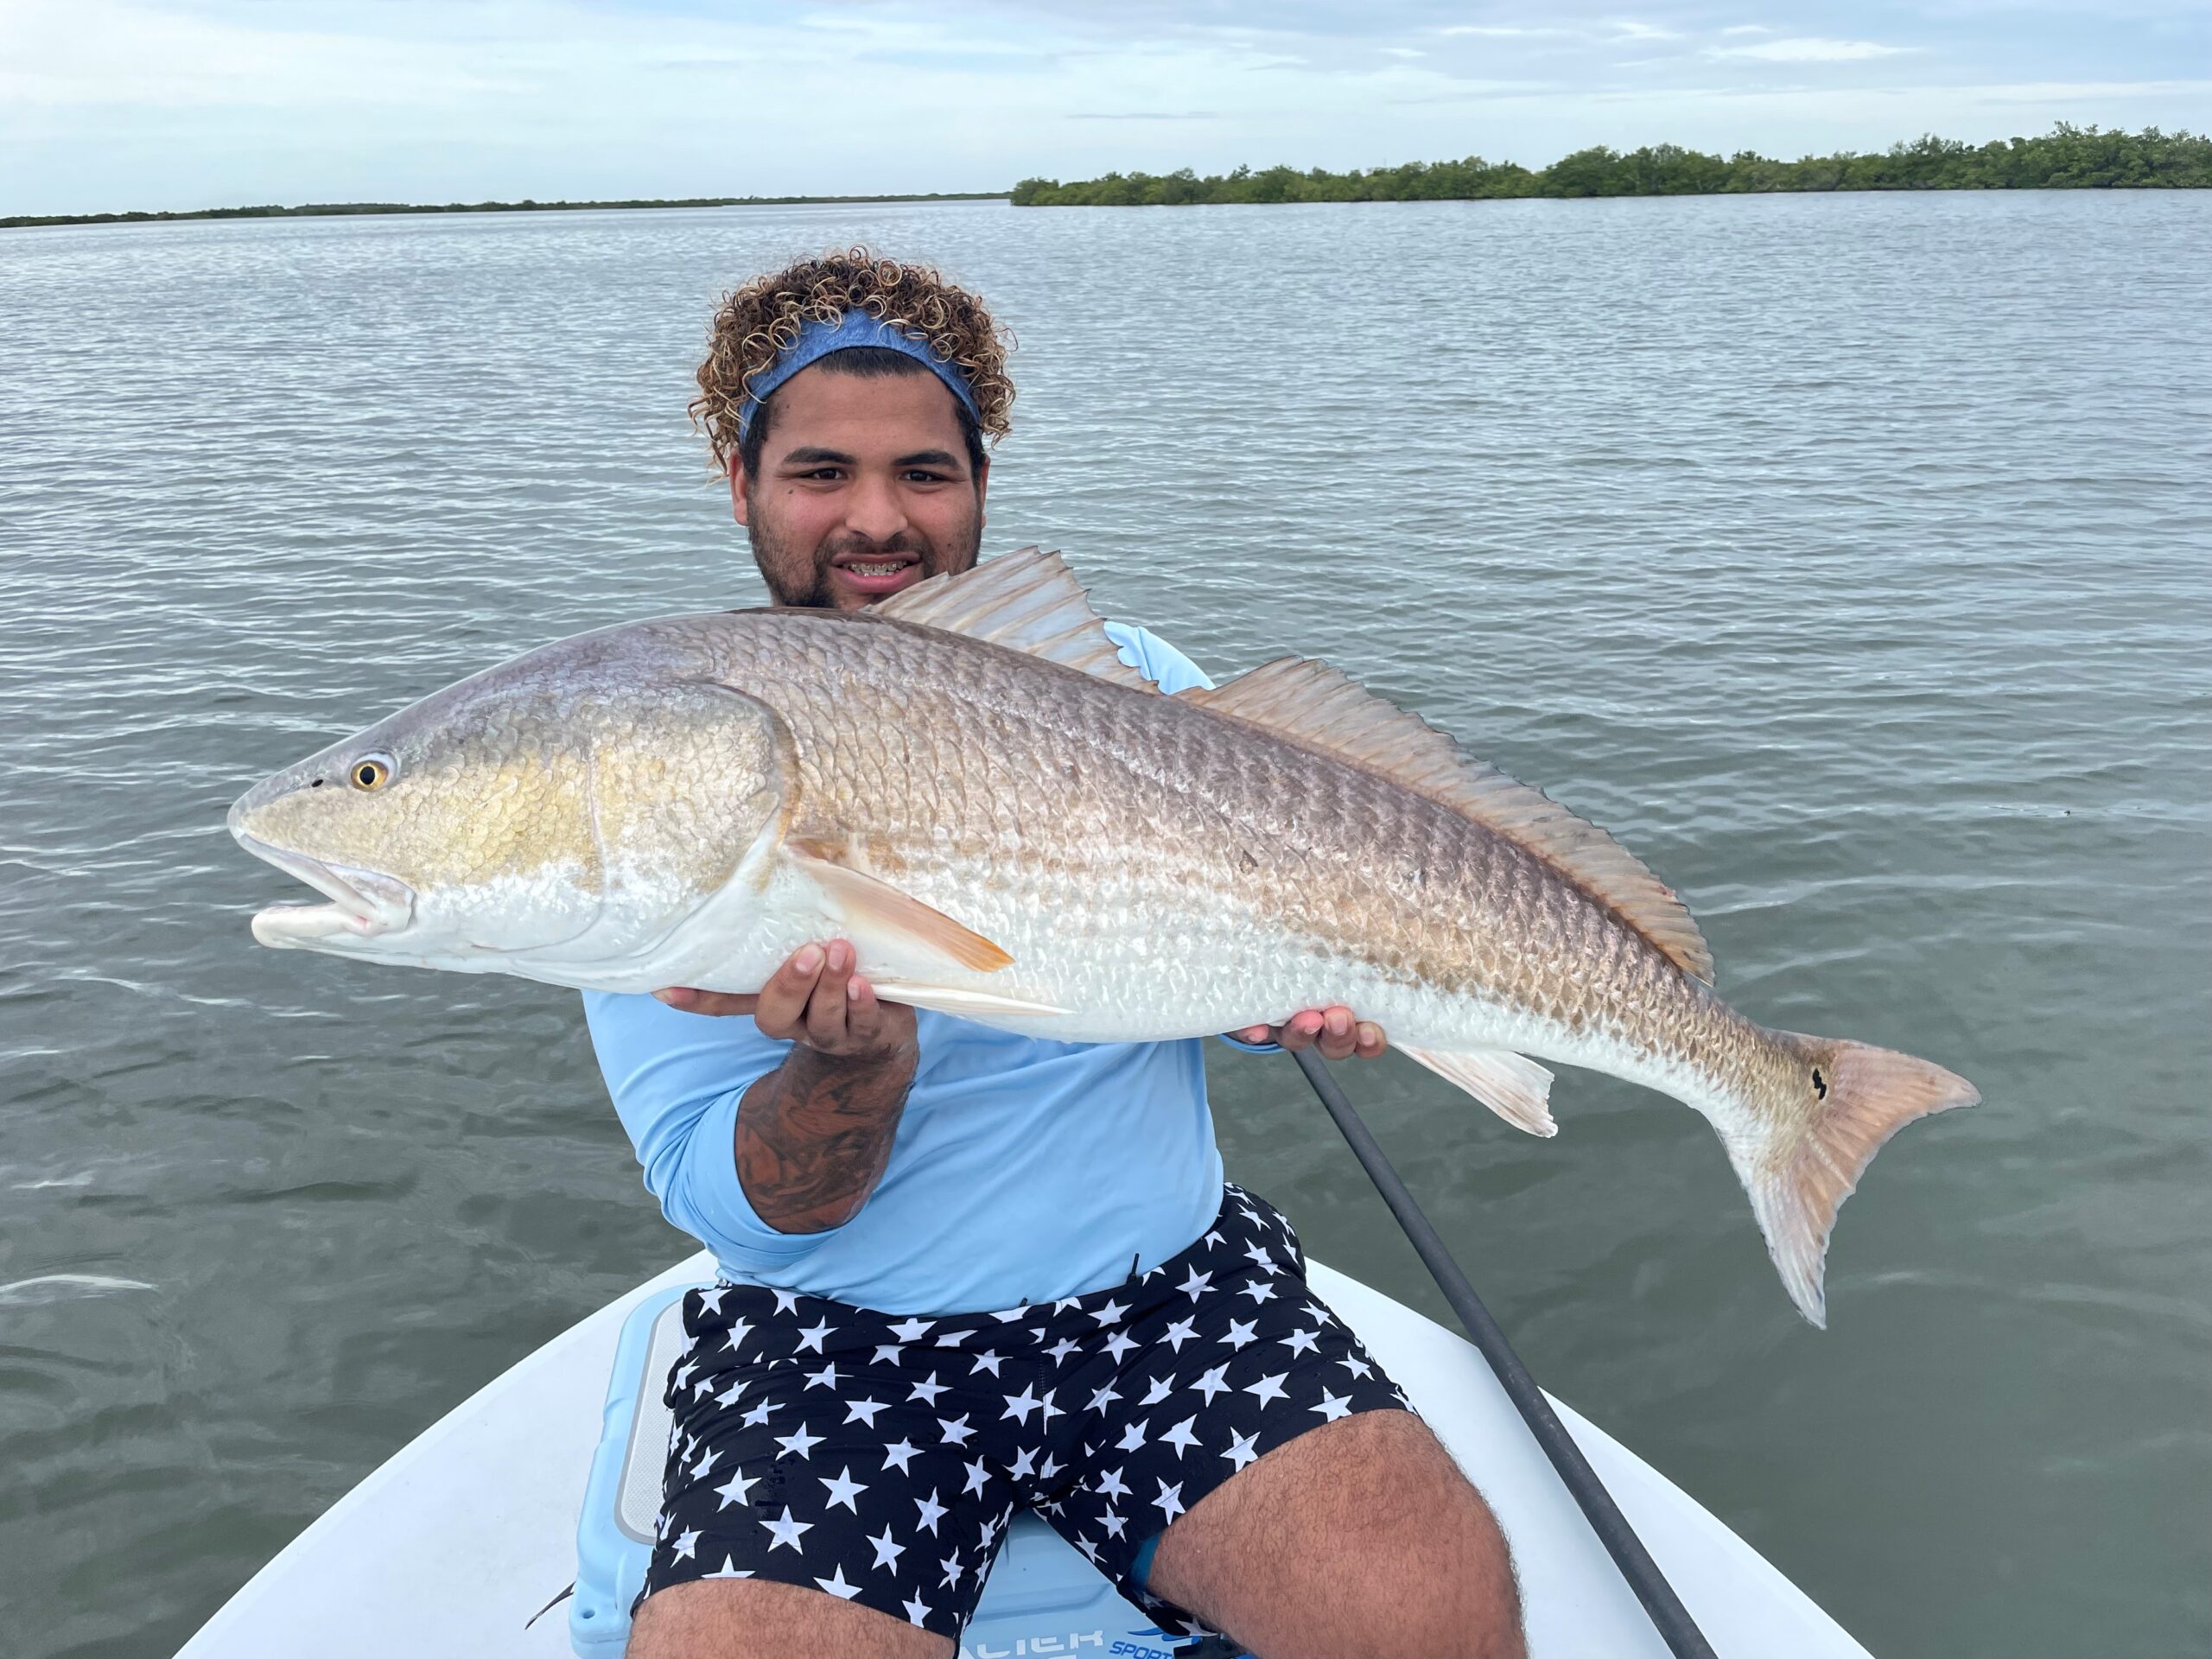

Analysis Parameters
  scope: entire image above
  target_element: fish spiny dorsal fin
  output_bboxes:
[873,547,1159,693]
[1180,658,1716,984]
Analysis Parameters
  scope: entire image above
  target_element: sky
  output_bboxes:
[3,0,2208,214]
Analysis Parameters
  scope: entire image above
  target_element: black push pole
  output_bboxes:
[1290,1046,1719,1659]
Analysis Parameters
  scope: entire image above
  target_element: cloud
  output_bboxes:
[1717,36,1911,62]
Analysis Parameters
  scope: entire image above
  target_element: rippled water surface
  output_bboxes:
[3,193,2207,1658]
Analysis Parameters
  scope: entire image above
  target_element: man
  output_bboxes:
[588,251,1522,1658]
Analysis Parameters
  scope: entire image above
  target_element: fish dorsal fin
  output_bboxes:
[1181,658,1715,983]
[873,547,1158,693]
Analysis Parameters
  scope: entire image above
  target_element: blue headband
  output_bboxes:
[737,309,981,435]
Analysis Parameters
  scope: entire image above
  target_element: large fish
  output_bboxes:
[230,550,1975,1324]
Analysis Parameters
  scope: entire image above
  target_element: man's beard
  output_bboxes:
[747,509,982,611]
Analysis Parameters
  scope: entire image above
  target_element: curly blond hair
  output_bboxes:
[691,248,1015,474]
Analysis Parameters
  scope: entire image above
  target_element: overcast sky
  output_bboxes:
[3,0,2207,214]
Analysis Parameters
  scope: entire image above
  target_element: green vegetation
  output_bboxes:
[1011,124,2212,206]
[2,191,1007,232]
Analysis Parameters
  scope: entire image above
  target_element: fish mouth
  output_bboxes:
[230,822,416,949]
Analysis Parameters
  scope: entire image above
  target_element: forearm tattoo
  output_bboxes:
[734,1042,918,1234]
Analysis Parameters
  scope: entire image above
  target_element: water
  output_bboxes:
[2,191,2206,1658]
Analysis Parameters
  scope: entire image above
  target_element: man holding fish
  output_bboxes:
[588,251,1523,1657]
[229,249,1974,1656]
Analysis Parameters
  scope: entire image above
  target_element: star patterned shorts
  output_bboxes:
[640,1183,1413,1640]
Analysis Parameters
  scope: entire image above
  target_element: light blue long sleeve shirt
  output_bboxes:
[585,624,1257,1317]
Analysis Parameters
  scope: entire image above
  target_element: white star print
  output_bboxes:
[794,1318,834,1353]
[758,1507,811,1553]
[774,1423,823,1460]
[902,1592,931,1627]
[1243,1241,1275,1270]
[1244,1372,1289,1407]
[820,1466,868,1512]
[1002,1384,1043,1424]
[1096,1466,1130,1500]
[695,1285,728,1316]
[741,1400,779,1428]
[713,1467,759,1510]
[1224,1429,1261,1471]
[871,1344,903,1366]
[1338,1354,1374,1380]
[1038,1452,1062,1483]
[990,1303,1032,1322]
[1177,1266,1214,1301]
[1008,1445,1039,1480]
[703,1556,753,1579]
[1088,1382,1121,1414]
[969,1350,1003,1377]
[868,1526,906,1571]
[1162,1318,1198,1352]
[938,1414,975,1447]
[1203,1228,1224,1247]
[1239,1281,1279,1304]
[1141,1375,1175,1407]
[1301,1300,1332,1323]
[1090,1298,1129,1327]
[1313,1389,1353,1421]
[907,1374,947,1406]
[804,1361,841,1390]
[1046,1336,1081,1365]
[941,1552,966,1587]
[715,1379,747,1408]
[1154,1478,1185,1521]
[882,1438,920,1474]
[1224,1318,1258,1350]
[1192,1364,1231,1404]
[670,1528,700,1562]
[932,1330,967,1348]
[1052,1296,1084,1313]
[888,1316,932,1342]
[671,1360,698,1394]
[1103,1329,1139,1364]
[1100,1508,1128,1538]
[844,1396,886,1427]
[1160,1416,1202,1458]
[771,1288,799,1315]
[1117,1420,1148,1452]
[1283,1326,1321,1357]
[962,1458,990,1497]
[1039,1390,1064,1426]
[689,1447,720,1480]
[814,1564,862,1600]
[722,1319,753,1355]
[915,1490,947,1534]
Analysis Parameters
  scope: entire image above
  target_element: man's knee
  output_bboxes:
[626,1577,952,1659]
[1150,1409,1524,1659]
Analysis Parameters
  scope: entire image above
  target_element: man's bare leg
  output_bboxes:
[1146,1409,1525,1659]
[626,1579,951,1659]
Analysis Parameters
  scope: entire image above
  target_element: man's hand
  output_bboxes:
[1232,1005,1387,1063]
[654,940,916,1060]
[655,942,918,1235]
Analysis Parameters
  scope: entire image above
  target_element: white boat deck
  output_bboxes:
[177,1253,1872,1659]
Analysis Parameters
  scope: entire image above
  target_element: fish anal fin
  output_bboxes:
[786,846,1014,973]
[872,547,1159,693]
[869,982,1069,1020]
[1180,658,1714,985]
[1400,1046,1558,1137]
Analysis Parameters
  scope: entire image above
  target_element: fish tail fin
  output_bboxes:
[1738,1031,1978,1328]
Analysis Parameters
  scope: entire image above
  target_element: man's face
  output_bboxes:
[732,364,988,611]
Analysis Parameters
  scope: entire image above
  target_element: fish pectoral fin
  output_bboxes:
[1399,1046,1558,1137]
[868,982,1070,1020]
[786,849,1014,974]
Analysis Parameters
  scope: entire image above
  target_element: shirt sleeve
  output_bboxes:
[582,989,840,1266]
[1103,623,1279,1054]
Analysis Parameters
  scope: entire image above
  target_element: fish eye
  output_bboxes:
[349,753,396,791]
